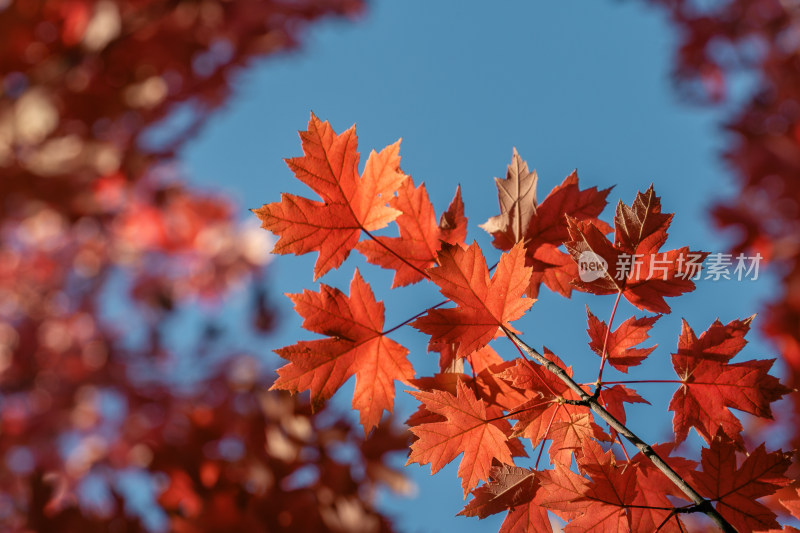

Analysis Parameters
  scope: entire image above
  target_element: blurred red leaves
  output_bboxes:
[0,0,411,531]
[648,1,800,517]
[651,0,800,445]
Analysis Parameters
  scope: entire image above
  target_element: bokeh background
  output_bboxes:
[2,0,798,531]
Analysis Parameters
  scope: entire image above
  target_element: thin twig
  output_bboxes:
[362,228,431,280]
[383,298,448,335]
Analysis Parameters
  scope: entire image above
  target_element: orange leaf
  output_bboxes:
[459,461,553,533]
[597,384,649,427]
[438,184,468,246]
[547,413,601,466]
[407,380,516,496]
[412,241,534,358]
[253,113,407,279]
[498,352,595,463]
[528,243,579,298]
[626,443,697,532]
[270,269,413,433]
[535,464,591,523]
[568,440,637,532]
[356,179,466,287]
[458,461,536,518]
[538,440,637,531]
[780,488,800,521]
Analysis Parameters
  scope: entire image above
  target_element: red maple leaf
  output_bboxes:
[613,185,672,255]
[270,269,413,432]
[459,461,553,532]
[432,344,530,411]
[675,313,751,362]
[498,354,579,444]
[626,443,697,532]
[669,317,791,446]
[412,241,534,358]
[481,149,612,298]
[407,380,518,496]
[565,186,708,313]
[540,439,637,532]
[547,413,606,466]
[534,464,590,524]
[597,384,649,427]
[405,371,471,438]
[471,354,531,412]
[586,306,660,372]
[495,501,552,533]
[527,243,578,298]
[253,113,408,279]
[405,365,528,462]
[357,179,467,287]
[690,430,792,532]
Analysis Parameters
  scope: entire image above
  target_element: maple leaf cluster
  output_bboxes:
[260,114,798,532]
[0,1,417,532]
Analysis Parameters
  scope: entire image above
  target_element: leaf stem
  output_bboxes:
[379,255,501,337]
[502,328,737,533]
[488,399,551,423]
[536,407,559,469]
[616,433,630,461]
[362,228,431,280]
[383,298,449,335]
[597,290,623,383]
[534,438,548,470]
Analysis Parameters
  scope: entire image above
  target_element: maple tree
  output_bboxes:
[258,114,799,532]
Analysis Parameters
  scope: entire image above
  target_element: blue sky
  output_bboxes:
[176,2,788,531]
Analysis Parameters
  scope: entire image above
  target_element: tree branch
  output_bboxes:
[502,328,737,533]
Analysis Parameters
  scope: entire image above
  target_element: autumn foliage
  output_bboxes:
[0,1,414,532]
[257,113,799,531]
[4,0,800,530]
